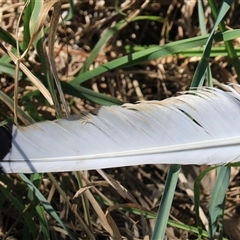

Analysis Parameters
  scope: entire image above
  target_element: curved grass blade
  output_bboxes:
[0,61,22,77]
[61,81,124,105]
[178,47,240,57]
[208,0,240,82]
[0,27,17,48]
[19,173,76,240]
[114,0,126,16]
[98,199,227,239]
[80,15,165,74]
[0,184,39,238]
[80,18,129,74]
[191,0,234,87]
[25,173,50,240]
[71,29,240,85]
[168,219,228,240]
[63,0,74,21]
[125,45,240,57]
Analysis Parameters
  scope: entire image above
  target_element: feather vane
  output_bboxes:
[2,85,240,173]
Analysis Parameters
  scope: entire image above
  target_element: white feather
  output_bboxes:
[2,85,240,173]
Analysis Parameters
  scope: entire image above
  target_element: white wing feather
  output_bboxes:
[2,85,240,173]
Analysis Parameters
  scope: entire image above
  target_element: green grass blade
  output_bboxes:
[198,1,207,36]
[198,0,213,87]
[30,0,62,116]
[206,65,213,87]
[208,0,240,82]
[208,166,230,239]
[217,196,226,240]
[0,27,17,48]
[0,184,39,238]
[27,173,42,206]
[63,0,74,21]
[129,16,166,22]
[22,91,46,121]
[114,0,126,16]
[71,29,240,85]
[22,0,35,51]
[35,204,50,240]
[95,197,228,239]
[26,173,46,240]
[190,38,213,87]
[29,0,43,37]
[151,164,181,240]
[35,36,62,117]
[0,61,22,77]
[36,72,123,106]
[19,173,76,240]
[168,220,228,240]
[191,0,234,87]
[191,2,235,239]
[61,82,124,105]
[194,165,219,238]
[178,46,240,57]
[80,18,128,74]
[0,48,18,63]
[125,45,240,57]
[81,15,165,74]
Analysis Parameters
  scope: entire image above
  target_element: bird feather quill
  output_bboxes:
[1,85,240,173]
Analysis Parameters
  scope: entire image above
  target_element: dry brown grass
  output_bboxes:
[1,0,240,239]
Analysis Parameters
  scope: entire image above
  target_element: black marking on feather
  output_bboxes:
[0,166,5,173]
[0,122,13,162]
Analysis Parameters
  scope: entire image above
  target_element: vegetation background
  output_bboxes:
[1,0,240,239]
